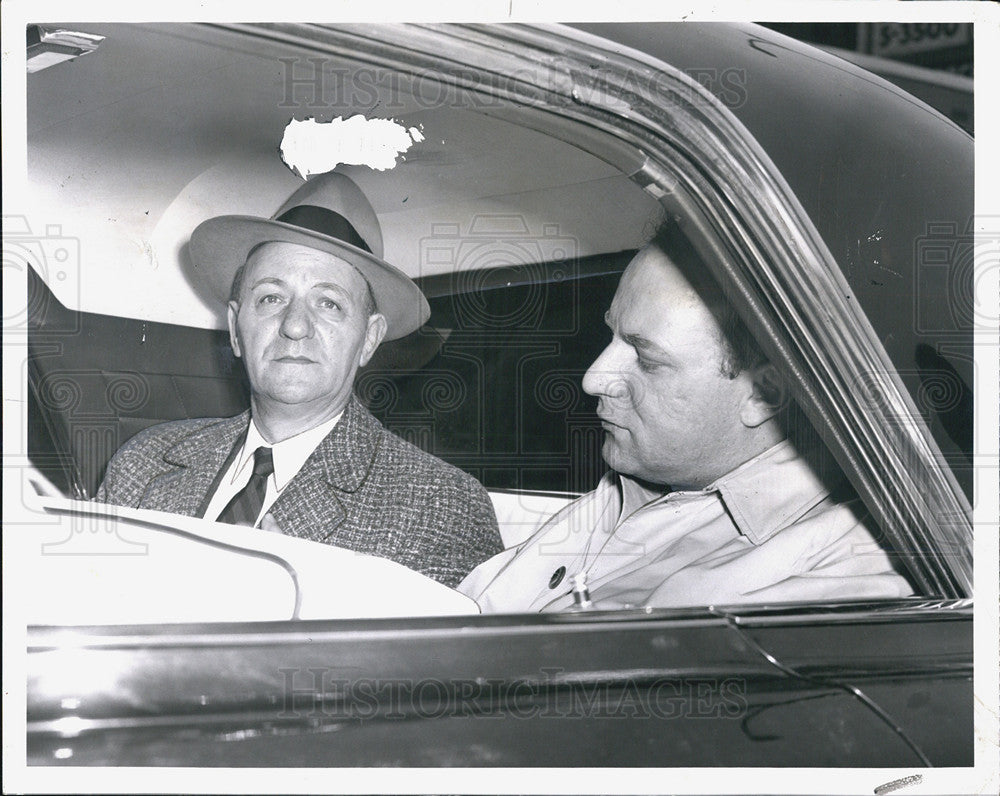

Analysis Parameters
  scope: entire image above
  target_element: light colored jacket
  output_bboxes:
[461,441,914,611]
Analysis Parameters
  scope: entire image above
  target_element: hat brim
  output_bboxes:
[189,216,429,340]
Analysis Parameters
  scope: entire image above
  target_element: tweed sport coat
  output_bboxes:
[97,394,503,587]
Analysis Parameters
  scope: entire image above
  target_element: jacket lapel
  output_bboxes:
[141,413,249,517]
[269,395,379,542]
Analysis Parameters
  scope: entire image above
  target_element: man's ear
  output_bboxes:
[227,301,242,358]
[359,313,388,367]
[739,363,787,427]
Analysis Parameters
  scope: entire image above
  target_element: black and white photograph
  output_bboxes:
[3,1,998,793]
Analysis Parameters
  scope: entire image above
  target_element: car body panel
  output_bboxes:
[27,601,970,766]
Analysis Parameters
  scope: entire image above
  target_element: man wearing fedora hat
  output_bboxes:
[97,172,502,588]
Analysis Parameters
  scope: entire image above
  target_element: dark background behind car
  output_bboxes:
[760,22,973,133]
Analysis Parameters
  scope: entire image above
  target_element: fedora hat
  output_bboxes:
[189,171,429,340]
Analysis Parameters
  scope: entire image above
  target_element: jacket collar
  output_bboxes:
[709,439,833,545]
[144,412,249,517]
[266,394,381,542]
[151,396,380,536]
[615,439,835,547]
[163,411,249,469]
[305,393,379,492]
[163,395,379,492]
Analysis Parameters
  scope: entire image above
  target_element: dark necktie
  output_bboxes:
[215,446,274,527]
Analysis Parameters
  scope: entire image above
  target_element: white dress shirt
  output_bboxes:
[203,413,342,527]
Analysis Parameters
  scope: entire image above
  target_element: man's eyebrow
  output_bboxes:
[604,310,670,358]
[312,282,351,294]
[622,331,670,358]
[249,276,286,290]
